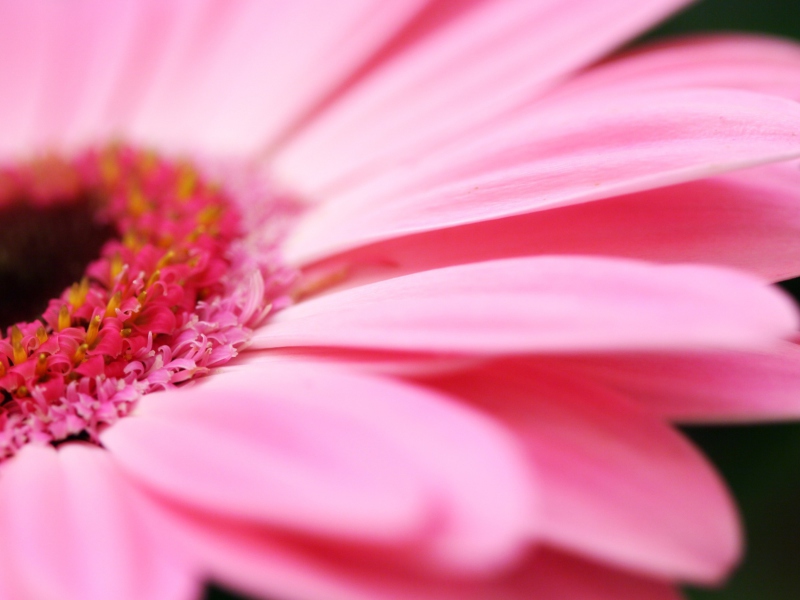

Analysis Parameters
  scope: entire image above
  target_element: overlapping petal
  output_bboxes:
[0,444,197,600]
[429,363,740,583]
[254,256,798,354]
[283,89,800,264]
[272,0,693,198]
[101,360,534,574]
[307,160,800,283]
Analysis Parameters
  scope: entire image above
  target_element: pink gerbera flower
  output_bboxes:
[2,1,800,599]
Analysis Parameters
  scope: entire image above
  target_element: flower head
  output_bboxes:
[1,1,800,600]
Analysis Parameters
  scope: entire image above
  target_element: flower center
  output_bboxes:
[0,195,115,329]
[0,146,294,459]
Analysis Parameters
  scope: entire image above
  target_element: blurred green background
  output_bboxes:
[207,1,800,598]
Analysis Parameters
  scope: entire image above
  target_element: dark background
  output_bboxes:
[208,1,800,598]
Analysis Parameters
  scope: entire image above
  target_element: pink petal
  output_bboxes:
[0,444,197,600]
[101,360,532,573]
[549,343,800,423]
[26,0,141,150]
[273,0,691,198]
[552,34,800,102]
[252,256,798,354]
[129,0,428,155]
[284,89,800,264]
[0,0,52,158]
[308,160,800,283]
[164,504,681,600]
[430,363,740,584]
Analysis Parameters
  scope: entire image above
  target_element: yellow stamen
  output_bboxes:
[73,343,88,364]
[177,167,197,199]
[58,305,71,331]
[35,326,48,345]
[128,187,148,217]
[156,250,175,270]
[105,292,122,318]
[0,362,6,377]
[197,204,222,226]
[110,252,124,281]
[10,326,26,365]
[86,315,102,346]
[68,277,89,308]
[16,385,28,398]
[35,353,48,378]
[146,270,161,289]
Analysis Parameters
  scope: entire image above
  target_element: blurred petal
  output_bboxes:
[273,0,692,198]
[284,90,800,264]
[102,360,533,573]
[430,364,740,584]
[0,444,197,600]
[548,343,800,423]
[253,257,798,354]
[552,34,800,103]
[129,0,429,155]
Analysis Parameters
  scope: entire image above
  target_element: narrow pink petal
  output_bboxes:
[129,0,428,156]
[430,363,740,584]
[0,444,197,600]
[552,34,800,102]
[550,343,800,423]
[284,89,800,264]
[253,257,798,354]
[308,160,800,283]
[273,0,691,198]
[101,360,532,572]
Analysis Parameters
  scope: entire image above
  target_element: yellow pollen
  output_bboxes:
[58,305,71,331]
[105,292,122,318]
[146,270,161,289]
[35,326,48,345]
[156,250,175,270]
[123,231,142,251]
[16,385,28,398]
[110,252,124,281]
[120,327,132,338]
[177,167,197,199]
[86,315,102,346]
[73,343,88,364]
[35,353,48,378]
[197,205,222,226]
[68,277,90,308]
[128,188,148,217]
[100,154,120,183]
[136,290,147,306]
[10,326,26,365]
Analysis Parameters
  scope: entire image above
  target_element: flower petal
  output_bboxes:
[128,0,428,155]
[101,359,533,573]
[430,363,741,584]
[0,0,52,158]
[307,160,800,283]
[273,0,691,198]
[549,343,800,423]
[0,444,197,600]
[552,34,800,101]
[284,89,800,264]
[253,256,798,354]
[165,505,682,600]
